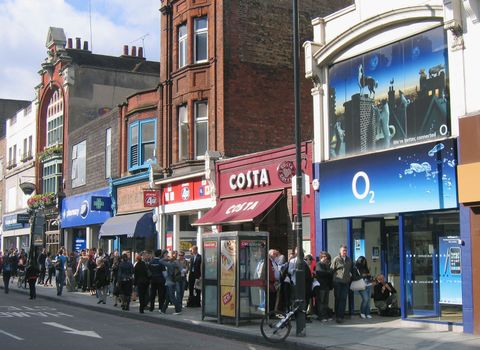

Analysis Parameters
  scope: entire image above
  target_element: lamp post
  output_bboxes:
[292,0,306,337]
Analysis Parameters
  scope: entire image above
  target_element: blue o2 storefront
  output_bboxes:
[61,188,112,253]
[314,138,469,327]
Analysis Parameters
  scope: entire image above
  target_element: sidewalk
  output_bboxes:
[2,281,480,350]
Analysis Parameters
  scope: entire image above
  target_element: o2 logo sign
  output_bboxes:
[351,171,375,204]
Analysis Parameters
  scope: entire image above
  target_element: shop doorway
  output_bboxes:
[403,212,462,323]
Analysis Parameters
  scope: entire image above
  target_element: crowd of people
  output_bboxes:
[0,245,203,315]
[1,244,399,322]
[266,245,399,323]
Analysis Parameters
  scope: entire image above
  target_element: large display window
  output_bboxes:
[328,26,449,159]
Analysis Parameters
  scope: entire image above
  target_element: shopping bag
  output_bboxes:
[350,278,367,291]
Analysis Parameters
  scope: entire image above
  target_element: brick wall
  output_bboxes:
[66,108,120,196]
[222,0,352,157]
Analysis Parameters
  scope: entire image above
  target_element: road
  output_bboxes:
[0,292,275,349]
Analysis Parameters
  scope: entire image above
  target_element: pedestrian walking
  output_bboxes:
[2,251,13,293]
[26,263,39,299]
[44,252,54,286]
[54,249,67,296]
[187,245,201,308]
[148,249,166,312]
[94,257,108,304]
[134,254,150,313]
[118,252,134,311]
[37,248,47,284]
[331,244,352,324]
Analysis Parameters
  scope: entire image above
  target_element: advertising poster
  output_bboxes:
[220,240,236,286]
[204,240,218,280]
[220,285,236,317]
[319,138,457,219]
[439,237,462,305]
[328,26,449,159]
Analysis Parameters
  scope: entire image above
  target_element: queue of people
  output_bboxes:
[266,244,399,324]
[0,245,203,316]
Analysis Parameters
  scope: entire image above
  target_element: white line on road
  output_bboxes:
[43,322,102,339]
[0,329,24,340]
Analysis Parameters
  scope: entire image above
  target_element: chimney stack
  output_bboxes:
[131,46,137,57]
[83,41,88,50]
[67,38,73,49]
[75,37,81,49]
[138,47,144,58]
[123,45,129,56]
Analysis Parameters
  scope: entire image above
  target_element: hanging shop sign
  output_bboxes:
[144,190,160,207]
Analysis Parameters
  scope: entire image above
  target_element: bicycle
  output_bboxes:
[260,300,306,343]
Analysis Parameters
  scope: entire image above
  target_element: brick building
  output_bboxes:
[34,27,159,253]
[101,0,351,254]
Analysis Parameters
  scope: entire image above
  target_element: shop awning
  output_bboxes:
[192,191,283,226]
[99,212,155,238]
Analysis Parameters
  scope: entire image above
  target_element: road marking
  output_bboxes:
[0,329,24,340]
[43,322,102,339]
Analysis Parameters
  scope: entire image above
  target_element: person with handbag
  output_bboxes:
[354,256,373,319]
[331,244,352,323]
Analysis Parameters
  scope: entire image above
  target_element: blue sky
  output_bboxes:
[0,0,160,101]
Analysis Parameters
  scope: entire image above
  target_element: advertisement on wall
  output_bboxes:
[220,239,236,317]
[439,237,462,305]
[328,26,449,159]
[318,139,457,219]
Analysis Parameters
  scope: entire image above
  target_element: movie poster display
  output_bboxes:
[328,26,449,159]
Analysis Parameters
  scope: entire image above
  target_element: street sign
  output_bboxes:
[144,190,160,207]
[16,213,30,224]
[90,196,111,211]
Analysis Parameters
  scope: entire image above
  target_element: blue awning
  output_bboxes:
[99,212,155,238]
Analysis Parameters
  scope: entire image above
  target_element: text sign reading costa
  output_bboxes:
[229,168,270,190]
[225,200,259,214]
[144,190,160,207]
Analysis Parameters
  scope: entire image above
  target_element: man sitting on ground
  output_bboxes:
[373,274,399,316]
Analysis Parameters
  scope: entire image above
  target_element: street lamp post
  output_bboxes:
[292,0,306,337]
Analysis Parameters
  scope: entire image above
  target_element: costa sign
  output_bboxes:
[225,200,259,214]
[229,168,270,190]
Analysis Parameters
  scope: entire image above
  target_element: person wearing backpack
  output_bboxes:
[159,250,182,315]
[2,250,13,293]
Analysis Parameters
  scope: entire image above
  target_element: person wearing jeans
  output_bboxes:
[54,249,67,296]
[331,245,352,323]
[355,256,373,319]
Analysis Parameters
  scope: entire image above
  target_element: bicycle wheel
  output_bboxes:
[260,312,291,343]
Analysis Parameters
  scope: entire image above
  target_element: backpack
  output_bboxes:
[172,265,182,283]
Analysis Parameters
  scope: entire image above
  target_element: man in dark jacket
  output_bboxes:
[373,274,398,315]
[187,245,202,307]
[37,248,46,284]
[314,251,333,321]
[149,250,166,312]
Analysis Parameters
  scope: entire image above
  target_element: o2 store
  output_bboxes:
[315,138,464,326]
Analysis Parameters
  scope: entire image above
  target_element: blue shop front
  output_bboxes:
[61,187,112,253]
[315,138,466,327]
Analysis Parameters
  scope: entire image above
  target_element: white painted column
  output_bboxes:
[86,226,93,249]
[173,213,180,251]
[196,210,203,254]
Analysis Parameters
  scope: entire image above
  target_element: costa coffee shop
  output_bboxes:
[194,142,314,255]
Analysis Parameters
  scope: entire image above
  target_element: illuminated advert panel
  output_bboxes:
[318,139,457,219]
[328,26,449,159]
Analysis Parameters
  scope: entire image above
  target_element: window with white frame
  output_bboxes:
[128,119,156,170]
[194,17,208,63]
[46,89,64,146]
[178,105,189,161]
[178,24,187,68]
[71,140,86,188]
[22,138,28,160]
[195,101,208,159]
[43,160,62,194]
[105,128,111,179]
[28,135,32,157]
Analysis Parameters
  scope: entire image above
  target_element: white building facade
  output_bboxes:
[2,101,37,252]
[305,0,480,333]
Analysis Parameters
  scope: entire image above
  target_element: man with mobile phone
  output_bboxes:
[373,274,398,316]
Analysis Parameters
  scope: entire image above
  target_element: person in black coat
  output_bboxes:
[26,263,39,300]
[187,245,202,307]
[149,250,166,312]
[94,258,108,304]
[134,254,150,313]
[314,251,333,321]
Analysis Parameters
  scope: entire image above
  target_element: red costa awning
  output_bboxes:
[193,191,283,226]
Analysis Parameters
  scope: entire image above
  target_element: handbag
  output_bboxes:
[194,278,202,290]
[350,278,367,291]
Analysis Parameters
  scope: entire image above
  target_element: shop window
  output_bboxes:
[178,105,189,161]
[71,140,86,188]
[128,119,156,171]
[43,159,62,193]
[194,101,208,159]
[178,23,187,68]
[326,219,348,258]
[194,17,208,63]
